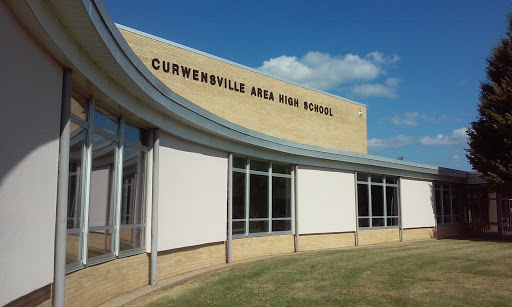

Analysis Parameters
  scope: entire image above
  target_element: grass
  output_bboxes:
[142,239,512,306]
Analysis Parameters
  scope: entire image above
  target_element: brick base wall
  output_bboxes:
[358,228,400,246]
[436,224,464,239]
[403,227,435,241]
[232,234,295,261]
[64,253,149,307]
[299,232,355,251]
[157,242,226,281]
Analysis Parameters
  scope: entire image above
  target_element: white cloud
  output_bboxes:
[452,154,461,160]
[368,135,414,152]
[352,78,400,99]
[419,128,469,145]
[389,112,450,127]
[390,112,420,127]
[257,51,399,91]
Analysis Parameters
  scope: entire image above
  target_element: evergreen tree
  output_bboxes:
[467,13,512,190]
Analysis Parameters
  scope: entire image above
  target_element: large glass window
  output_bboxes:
[65,91,150,271]
[435,183,464,224]
[231,158,292,237]
[357,173,399,228]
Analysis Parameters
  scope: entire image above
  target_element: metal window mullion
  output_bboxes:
[354,172,359,246]
[268,163,272,235]
[449,184,453,223]
[368,176,372,228]
[227,154,233,264]
[245,159,250,236]
[398,178,403,242]
[81,96,95,264]
[114,117,125,257]
[440,185,445,222]
[383,177,387,227]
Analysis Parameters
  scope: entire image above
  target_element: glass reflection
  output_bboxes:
[121,146,145,225]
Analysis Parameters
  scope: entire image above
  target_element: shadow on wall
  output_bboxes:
[0,2,63,188]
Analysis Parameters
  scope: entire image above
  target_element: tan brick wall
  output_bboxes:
[403,227,435,241]
[358,228,400,246]
[436,224,464,239]
[6,284,51,307]
[120,29,367,153]
[64,253,149,307]
[232,234,295,261]
[157,242,226,281]
[300,232,355,251]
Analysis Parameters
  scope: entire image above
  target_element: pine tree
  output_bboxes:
[466,13,512,190]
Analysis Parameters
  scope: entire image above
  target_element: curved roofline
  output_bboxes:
[7,0,469,181]
[116,23,367,108]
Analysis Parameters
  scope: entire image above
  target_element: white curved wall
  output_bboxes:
[298,166,356,234]
[157,133,228,251]
[401,178,435,228]
[0,3,62,305]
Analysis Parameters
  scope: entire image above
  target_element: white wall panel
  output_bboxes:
[298,166,356,234]
[401,178,435,228]
[157,133,228,251]
[0,3,62,305]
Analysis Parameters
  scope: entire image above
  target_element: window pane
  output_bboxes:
[359,218,370,227]
[272,177,291,218]
[386,186,398,216]
[249,220,269,233]
[66,233,81,264]
[357,184,369,216]
[249,174,268,218]
[233,157,246,169]
[94,107,118,135]
[232,221,245,235]
[250,160,269,172]
[387,218,399,226]
[371,175,384,183]
[443,188,452,216]
[357,173,369,182]
[435,189,442,216]
[272,163,291,174]
[71,121,86,134]
[89,134,116,228]
[119,227,144,251]
[121,146,145,225]
[371,185,384,216]
[272,220,291,232]
[68,130,85,229]
[124,123,148,147]
[71,96,87,120]
[88,229,113,258]
[372,218,385,227]
[386,177,397,184]
[232,172,246,219]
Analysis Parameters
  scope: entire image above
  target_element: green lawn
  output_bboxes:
[144,239,512,306]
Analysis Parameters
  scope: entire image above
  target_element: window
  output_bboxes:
[66,91,149,271]
[435,183,464,224]
[231,158,292,237]
[357,173,399,228]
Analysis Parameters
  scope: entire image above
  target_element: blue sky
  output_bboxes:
[105,0,512,171]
